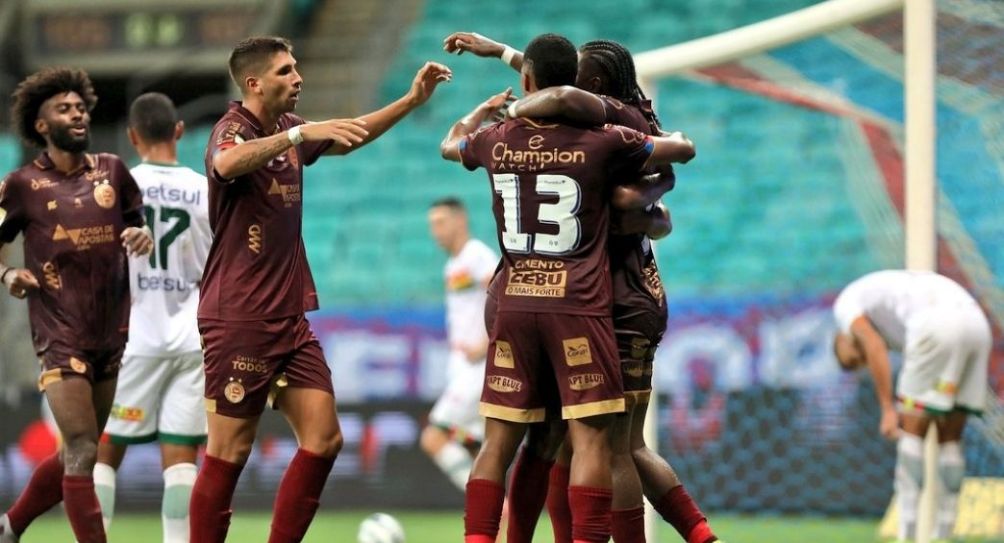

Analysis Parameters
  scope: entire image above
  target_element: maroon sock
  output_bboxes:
[611,507,646,543]
[546,464,573,543]
[62,475,105,543]
[267,448,335,543]
[189,455,243,543]
[505,448,555,543]
[6,453,63,534]
[653,485,716,543]
[568,485,612,543]
[464,479,505,542]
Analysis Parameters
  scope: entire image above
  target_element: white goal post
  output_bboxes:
[634,0,941,541]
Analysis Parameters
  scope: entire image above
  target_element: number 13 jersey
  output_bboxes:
[125,162,212,357]
[460,118,652,316]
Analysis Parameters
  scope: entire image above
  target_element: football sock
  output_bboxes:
[896,433,924,542]
[162,463,197,543]
[611,507,646,543]
[464,479,505,543]
[6,452,64,535]
[62,475,106,543]
[546,463,573,543]
[93,462,116,533]
[189,455,242,543]
[935,441,964,540]
[652,485,716,543]
[505,448,555,543]
[267,449,335,543]
[568,485,612,543]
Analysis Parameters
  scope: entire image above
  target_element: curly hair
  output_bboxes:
[579,40,662,133]
[10,67,97,148]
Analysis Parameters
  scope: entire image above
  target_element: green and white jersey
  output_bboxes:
[124,162,211,357]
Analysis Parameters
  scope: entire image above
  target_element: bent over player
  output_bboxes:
[190,36,450,543]
[0,68,153,543]
[94,92,212,543]
[833,270,991,542]
[442,33,695,543]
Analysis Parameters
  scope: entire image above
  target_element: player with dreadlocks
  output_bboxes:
[444,33,718,543]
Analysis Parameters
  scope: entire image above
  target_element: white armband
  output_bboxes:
[500,46,517,66]
[287,125,304,145]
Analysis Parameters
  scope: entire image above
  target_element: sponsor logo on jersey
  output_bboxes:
[491,142,585,171]
[494,341,515,368]
[937,380,958,394]
[69,356,88,374]
[42,262,61,290]
[110,404,145,422]
[568,373,604,391]
[217,122,243,145]
[92,180,116,209]
[528,135,545,150]
[143,184,202,205]
[248,224,262,254]
[232,355,267,374]
[268,178,301,207]
[137,274,192,292]
[225,378,245,403]
[52,223,116,250]
[486,375,522,393]
[563,337,592,366]
[30,178,56,190]
[643,260,665,302]
[506,259,567,298]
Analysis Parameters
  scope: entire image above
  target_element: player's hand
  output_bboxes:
[879,409,900,440]
[300,119,369,148]
[443,32,505,58]
[407,62,453,106]
[3,268,39,299]
[480,87,514,121]
[121,226,154,257]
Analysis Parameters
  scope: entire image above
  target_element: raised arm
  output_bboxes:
[441,88,513,162]
[508,86,608,126]
[850,316,900,440]
[327,62,452,156]
[643,131,696,169]
[612,166,676,210]
[613,203,672,239]
[443,32,523,72]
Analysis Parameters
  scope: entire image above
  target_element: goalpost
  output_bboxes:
[635,0,1003,541]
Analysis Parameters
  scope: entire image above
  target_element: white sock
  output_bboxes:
[935,441,965,540]
[432,441,473,492]
[93,462,117,532]
[162,463,198,543]
[895,433,924,542]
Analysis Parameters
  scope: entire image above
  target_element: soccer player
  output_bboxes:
[0,67,153,543]
[190,36,450,543]
[833,270,991,542]
[445,32,719,543]
[441,33,695,543]
[423,197,497,491]
[92,92,211,543]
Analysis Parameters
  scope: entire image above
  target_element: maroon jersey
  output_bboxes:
[460,118,652,316]
[602,96,668,317]
[200,102,332,321]
[0,152,144,353]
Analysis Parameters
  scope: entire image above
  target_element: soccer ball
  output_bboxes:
[357,512,405,543]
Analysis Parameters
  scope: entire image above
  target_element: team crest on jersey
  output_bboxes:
[225,378,245,403]
[93,179,116,209]
[69,357,87,374]
[568,373,604,391]
[563,337,592,366]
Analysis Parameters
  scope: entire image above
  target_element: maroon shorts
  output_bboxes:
[199,314,333,418]
[38,343,125,391]
[481,311,624,422]
[613,304,667,405]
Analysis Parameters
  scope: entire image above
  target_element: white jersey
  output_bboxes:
[444,238,497,352]
[833,270,979,351]
[124,162,211,357]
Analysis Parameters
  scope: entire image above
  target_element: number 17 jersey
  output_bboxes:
[460,118,652,316]
[125,163,212,357]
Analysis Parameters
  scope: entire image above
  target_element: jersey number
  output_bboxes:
[143,205,191,270]
[492,174,581,255]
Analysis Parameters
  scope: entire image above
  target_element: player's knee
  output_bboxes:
[938,441,965,493]
[63,436,99,473]
[304,429,343,459]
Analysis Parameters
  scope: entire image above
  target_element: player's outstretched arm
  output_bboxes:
[326,62,452,156]
[851,316,899,440]
[443,32,523,72]
[613,203,672,239]
[612,167,676,211]
[0,243,39,300]
[213,119,369,180]
[440,88,513,162]
[508,86,608,126]
[643,131,696,168]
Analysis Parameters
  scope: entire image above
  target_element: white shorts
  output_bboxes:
[429,351,486,443]
[898,303,991,415]
[103,352,207,445]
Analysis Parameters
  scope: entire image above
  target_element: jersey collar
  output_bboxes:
[32,152,96,174]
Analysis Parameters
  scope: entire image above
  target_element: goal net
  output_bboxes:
[635,0,1004,540]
